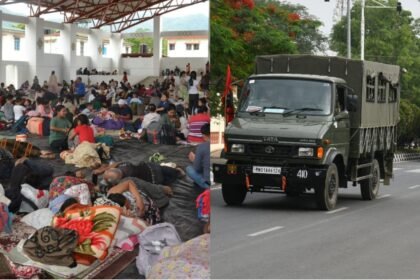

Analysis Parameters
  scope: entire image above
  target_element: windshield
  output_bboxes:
[239,78,332,115]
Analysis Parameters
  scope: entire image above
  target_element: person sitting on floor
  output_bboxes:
[13,97,26,122]
[187,106,210,143]
[186,123,210,189]
[49,105,72,152]
[69,114,95,146]
[0,95,14,122]
[142,104,160,129]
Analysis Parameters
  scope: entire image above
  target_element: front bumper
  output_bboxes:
[213,162,327,192]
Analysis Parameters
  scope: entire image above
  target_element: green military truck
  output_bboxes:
[213,55,400,210]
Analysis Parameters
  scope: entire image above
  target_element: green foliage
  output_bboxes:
[13,23,25,30]
[124,29,168,56]
[330,0,420,142]
[210,0,326,116]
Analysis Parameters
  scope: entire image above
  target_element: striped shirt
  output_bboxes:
[187,113,210,143]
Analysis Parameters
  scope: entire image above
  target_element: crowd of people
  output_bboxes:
[0,63,211,278]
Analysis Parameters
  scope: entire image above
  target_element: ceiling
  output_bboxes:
[0,0,207,32]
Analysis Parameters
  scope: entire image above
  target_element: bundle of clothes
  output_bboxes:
[0,152,210,279]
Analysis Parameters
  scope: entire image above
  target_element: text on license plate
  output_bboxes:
[252,166,282,175]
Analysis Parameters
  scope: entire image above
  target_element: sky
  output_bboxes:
[287,0,420,36]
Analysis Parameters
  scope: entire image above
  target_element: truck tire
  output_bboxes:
[315,163,339,211]
[360,159,380,200]
[222,184,247,206]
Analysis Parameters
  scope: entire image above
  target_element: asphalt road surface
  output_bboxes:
[211,160,420,278]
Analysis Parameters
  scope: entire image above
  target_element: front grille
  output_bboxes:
[249,144,295,157]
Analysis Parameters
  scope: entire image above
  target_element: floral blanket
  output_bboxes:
[52,205,121,260]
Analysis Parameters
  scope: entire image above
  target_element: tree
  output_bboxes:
[330,0,420,143]
[210,0,326,116]
[124,28,168,56]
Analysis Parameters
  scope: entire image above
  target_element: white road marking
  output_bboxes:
[247,226,284,237]
[326,207,348,214]
[408,185,420,190]
[393,168,402,171]
[378,194,391,199]
[405,169,420,173]
[211,186,221,191]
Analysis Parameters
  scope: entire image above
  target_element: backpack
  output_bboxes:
[146,121,161,144]
[159,124,176,145]
[0,148,13,180]
[136,222,182,277]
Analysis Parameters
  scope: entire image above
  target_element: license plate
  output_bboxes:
[252,166,282,175]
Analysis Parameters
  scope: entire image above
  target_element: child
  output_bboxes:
[69,114,95,145]
[13,97,26,122]
[156,93,170,114]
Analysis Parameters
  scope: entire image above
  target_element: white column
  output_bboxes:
[110,33,122,74]
[361,0,365,60]
[0,11,3,64]
[26,17,45,82]
[61,23,77,81]
[88,29,102,70]
[153,16,162,76]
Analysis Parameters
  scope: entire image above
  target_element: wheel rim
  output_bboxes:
[328,174,337,199]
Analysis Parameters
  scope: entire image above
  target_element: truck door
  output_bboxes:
[334,85,351,164]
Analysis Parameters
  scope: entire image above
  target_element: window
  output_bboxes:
[169,43,175,51]
[14,37,20,51]
[193,43,199,50]
[389,86,397,103]
[80,41,85,56]
[102,45,107,56]
[366,76,375,102]
[377,78,386,103]
[186,43,192,50]
[335,86,346,114]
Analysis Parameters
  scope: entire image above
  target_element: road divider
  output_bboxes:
[408,185,420,190]
[247,226,284,237]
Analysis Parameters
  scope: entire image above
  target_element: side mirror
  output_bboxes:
[346,94,358,112]
[334,111,349,121]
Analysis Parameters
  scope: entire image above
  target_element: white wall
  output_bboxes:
[167,38,208,58]
[0,61,29,87]
[122,57,155,80]
[37,53,63,84]
[160,57,208,74]
[1,34,26,61]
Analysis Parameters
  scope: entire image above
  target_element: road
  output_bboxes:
[211,160,420,278]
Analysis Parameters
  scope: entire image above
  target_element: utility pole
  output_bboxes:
[361,0,365,60]
[347,0,351,59]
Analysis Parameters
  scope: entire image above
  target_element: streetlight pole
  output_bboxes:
[361,0,365,60]
[347,0,351,59]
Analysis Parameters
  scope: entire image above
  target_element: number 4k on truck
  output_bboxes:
[213,55,400,210]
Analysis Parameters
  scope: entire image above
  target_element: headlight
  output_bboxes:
[231,144,245,153]
[298,147,314,157]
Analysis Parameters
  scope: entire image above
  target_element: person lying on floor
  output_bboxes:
[48,169,96,203]
[5,157,54,213]
[98,170,171,210]
[93,160,185,188]
[95,180,161,225]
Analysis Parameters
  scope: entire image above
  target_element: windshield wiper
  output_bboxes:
[283,107,323,117]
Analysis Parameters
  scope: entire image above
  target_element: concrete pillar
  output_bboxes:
[0,11,3,63]
[60,23,77,82]
[88,29,102,70]
[26,17,45,82]
[110,33,122,74]
[153,16,162,76]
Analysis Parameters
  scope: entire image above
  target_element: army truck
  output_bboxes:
[213,55,400,210]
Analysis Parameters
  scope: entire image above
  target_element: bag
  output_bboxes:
[95,135,114,147]
[146,121,161,145]
[23,226,78,267]
[26,117,44,136]
[11,115,28,133]
[136,222,182,277]
[19,183,50,213]
[160,124,176,145]
[0,148,13,180]
[42,117,51,136]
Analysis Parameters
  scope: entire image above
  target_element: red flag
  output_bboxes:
[222,65,234,125]
[223,65,232,99]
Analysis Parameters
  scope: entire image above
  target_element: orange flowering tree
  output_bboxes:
[210,0,326,116]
